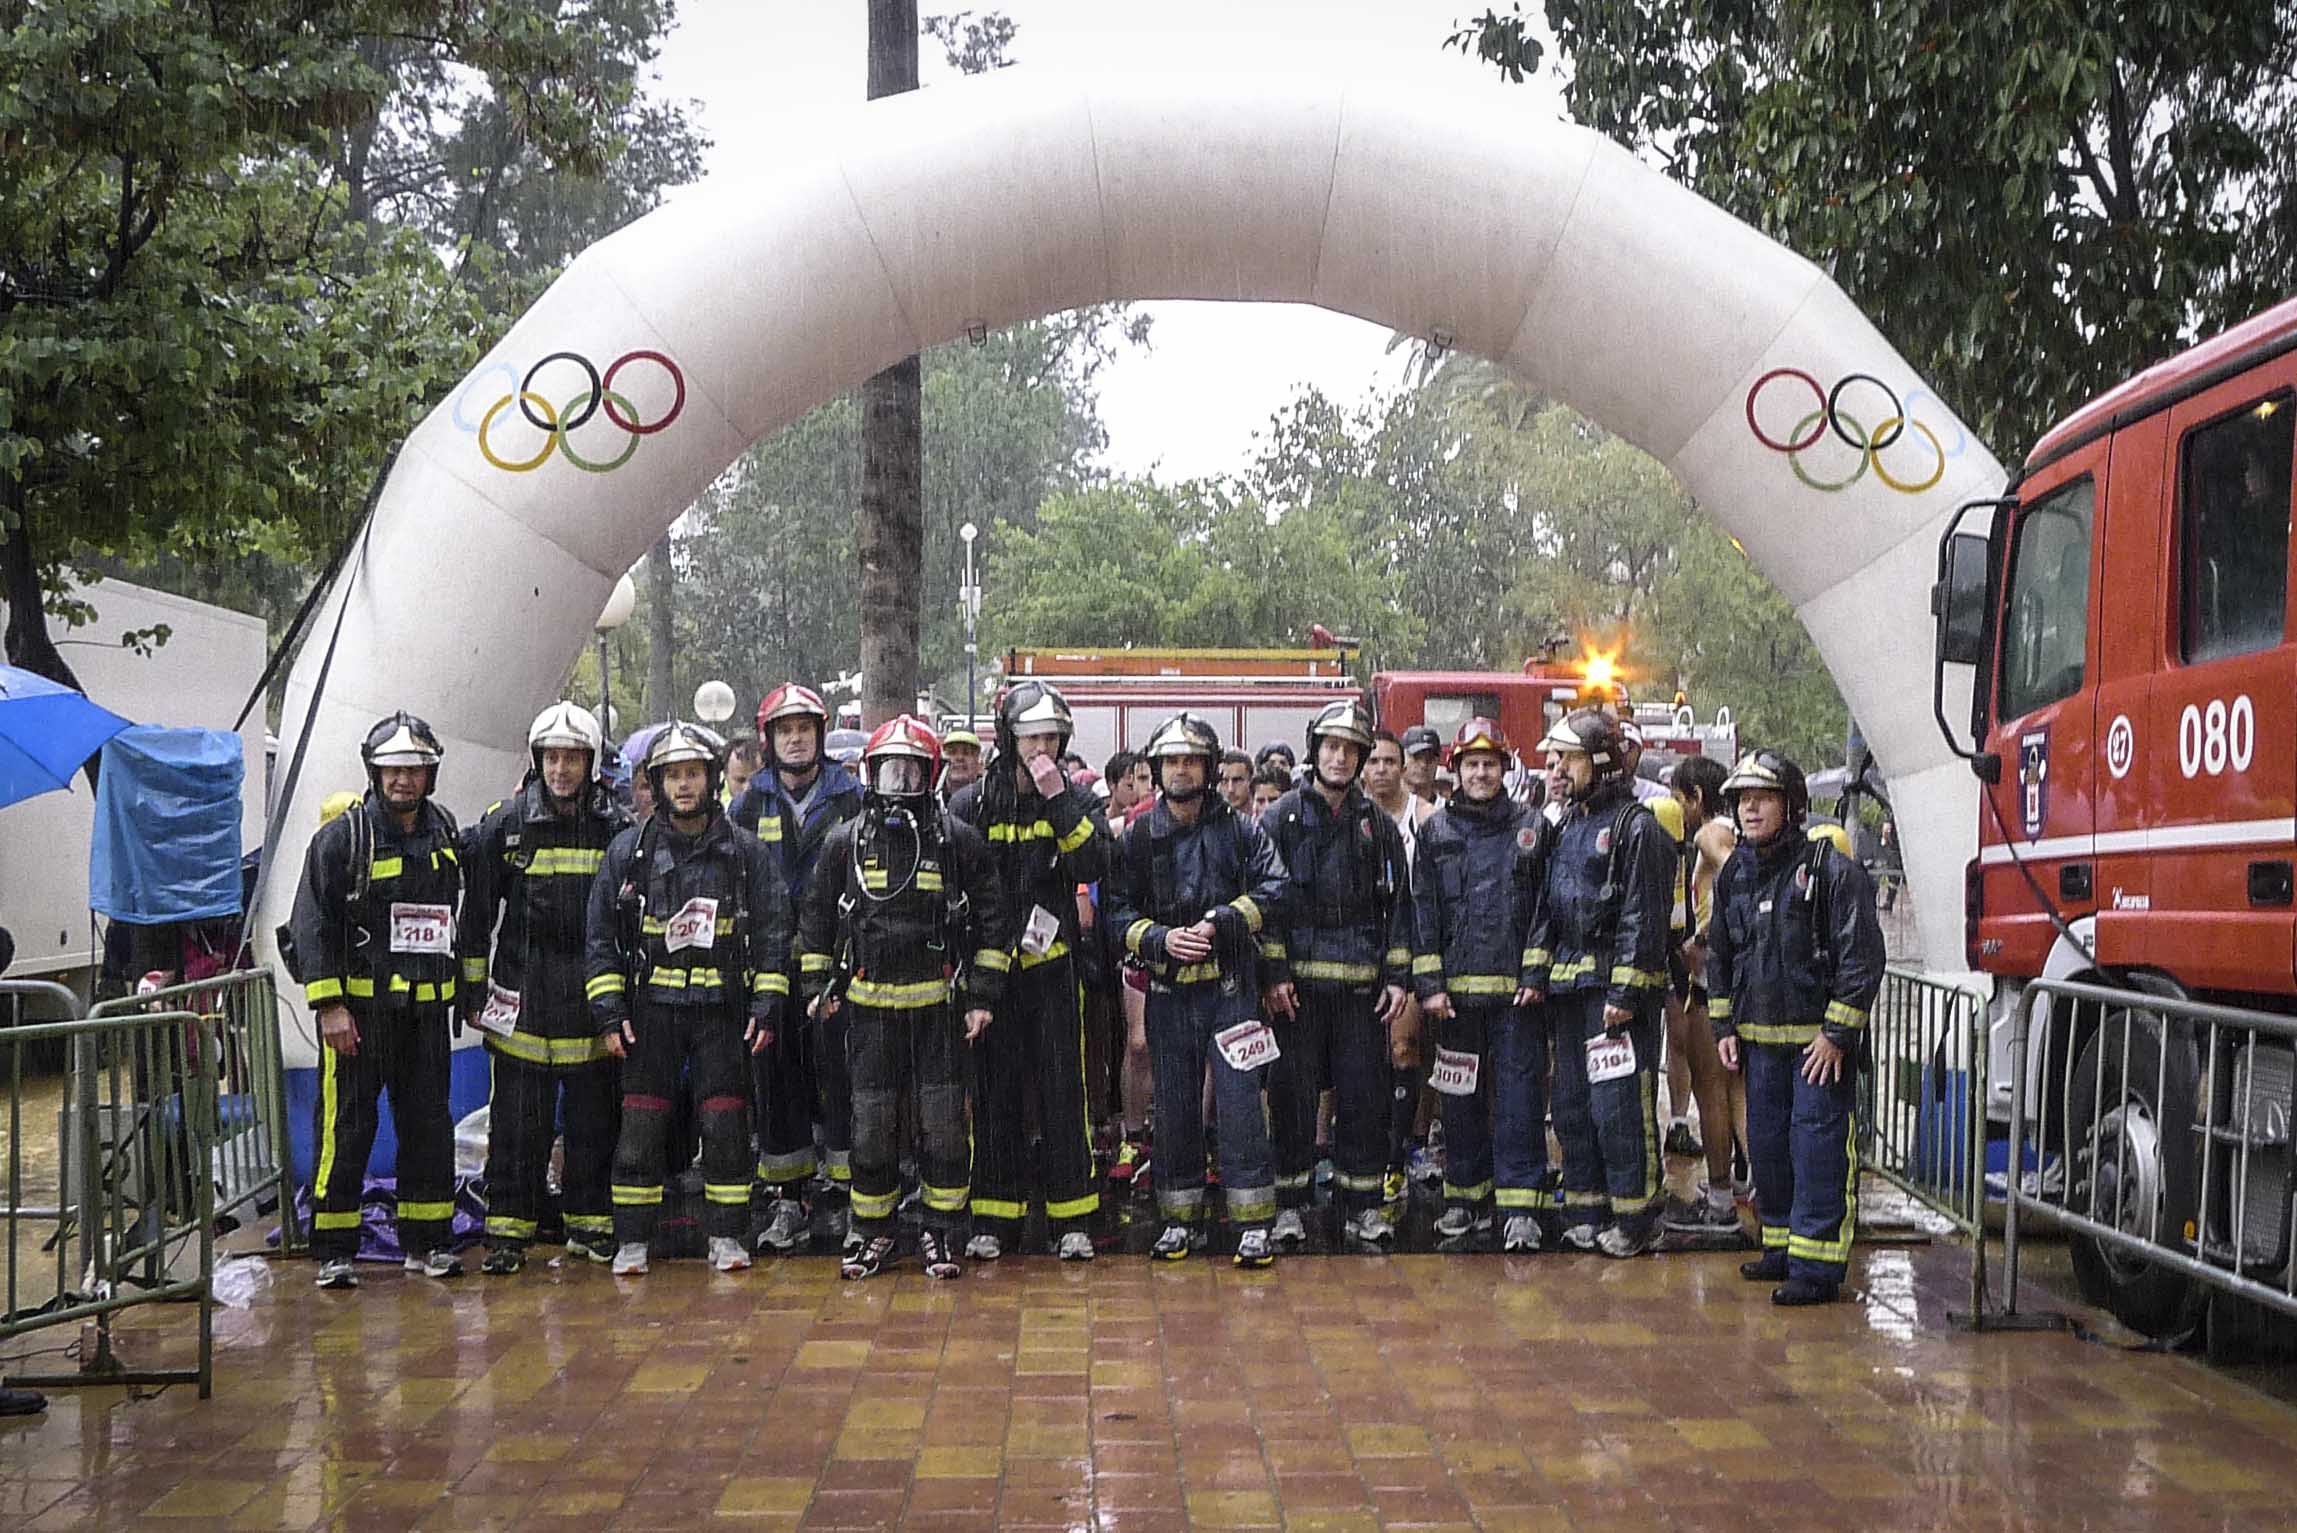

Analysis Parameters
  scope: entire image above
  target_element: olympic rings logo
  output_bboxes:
[1744,369,1968,495]
[453,350,686,473]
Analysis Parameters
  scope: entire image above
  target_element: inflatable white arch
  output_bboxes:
[255,72,2003,1091]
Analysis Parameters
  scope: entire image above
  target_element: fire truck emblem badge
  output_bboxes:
[2018,728,2050,839]
[2105,714,2134,780]
[1595,827,1613,855]
[1517,827,1537,851]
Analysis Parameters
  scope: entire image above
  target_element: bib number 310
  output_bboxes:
[2177,694,2254,779]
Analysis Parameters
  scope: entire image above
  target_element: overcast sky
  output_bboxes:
[650,1,1566,483]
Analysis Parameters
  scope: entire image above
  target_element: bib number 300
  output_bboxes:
[2178,694,2255,779]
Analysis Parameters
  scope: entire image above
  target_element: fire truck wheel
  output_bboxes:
[2067,1018,2204,1339]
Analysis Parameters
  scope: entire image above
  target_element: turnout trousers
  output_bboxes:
[817,1001,854,1196]
[1745,1039,1859,1285]
[610,1002,752,1247]
[847,1000,970,1236]
[1269,980,1388,1214]
[311,1003,456,1262]
[1434,999,1553,1214]
[750,963,819,1199]
[971,956,1099,1243]
[483,1045,618,1249]
[1146,981,1276,1232]
[1550,991,1664,1238]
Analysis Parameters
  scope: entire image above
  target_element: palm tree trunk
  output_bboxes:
[858,0,921,729]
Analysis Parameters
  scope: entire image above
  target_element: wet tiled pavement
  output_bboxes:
[7,1229,2297,1531]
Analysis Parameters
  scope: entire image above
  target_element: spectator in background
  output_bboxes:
[941,726,985,802]
[1255,740,1298,785]
[1218,749,1254,813]
[1102,747,1157,1193]
[1249,764,1290,819]
[1364,728,1439,1199]
[1400,725,1442,810]
[724,739,763,807]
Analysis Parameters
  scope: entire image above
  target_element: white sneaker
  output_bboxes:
[1344,1207,1396,1247]
[610,1242,650,1276]
[315,1258,359,1290]
[756,1199,807,1254]
[965,1232,1004,1261]
[1271,1209,1308,1247]
[1596,1222,1658,1260]
[710,1236,752,1273]
[1232,1228,1274,1268]
[1056,1231,1096,1262]
[1561,1223,1601,1251]
[1501,1215,1542,1253]
[402,1250,459,1279]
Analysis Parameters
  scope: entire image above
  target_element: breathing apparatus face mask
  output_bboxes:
[869,756,930,799]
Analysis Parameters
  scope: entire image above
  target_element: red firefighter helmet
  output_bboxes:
[1446,716,1511,768]
[862,714,942,799]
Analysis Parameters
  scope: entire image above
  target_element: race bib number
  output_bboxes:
[1429,1046,1481,1096]
[663,896,719,953]
[1020,903,1061,957]
[388,902,454,956]
[1585,1031,1637,1085]
[473,981,521,1038]
[1214,1019,1280,1073]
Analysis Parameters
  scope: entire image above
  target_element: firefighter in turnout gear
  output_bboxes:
[1707,749,1885,1305]
[798,717,1014,1281]
[287,712,464,1288]
[1412,718,1551,1251]
[459,703,629,1273]
[585,722,789,1276]
[1521,707,1676,1257]
[1107,712,1292,1268]
[1258,700,1412,1248]
[731,683,865,1252]
[948,681,1108,1262]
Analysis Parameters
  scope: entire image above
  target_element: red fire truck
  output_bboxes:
[1007,634,1734,783]
[1934,294,2297,1334]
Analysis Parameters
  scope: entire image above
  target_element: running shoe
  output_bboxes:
[709,1236,752,1273]
[842,1233,898,1280]
[918,1229,961,1280]
[1232,1228,1275,1269]
[1056,1231,1096,1262]
[1271,1209,1308,1248]
[479,1245,526,1277]
[315,1259,359,1290]
[1501,1215,1542,1253]
[1151,1223,1199,1262]
[1344,1206,1397,1247]
[755,1198,808,1254]
[610,1243,650,1276]
[402,1250,461,1279]
[965,1232,1004,1262]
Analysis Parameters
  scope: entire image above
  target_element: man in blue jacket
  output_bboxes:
[1412,717,1550,1251]
[1707,749,1885,1305]
[731,683,862,1253]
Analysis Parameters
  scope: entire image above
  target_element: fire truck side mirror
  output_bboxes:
[1933,531,1993,667]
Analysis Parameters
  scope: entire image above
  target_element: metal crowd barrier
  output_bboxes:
[2002,976,2297,1328]
[3,979,220,1396]
[90,968,302,1254]
[1861,966,1992,1317]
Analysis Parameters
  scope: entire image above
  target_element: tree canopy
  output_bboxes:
[0,0,703,680]
[1448,2,2297,458]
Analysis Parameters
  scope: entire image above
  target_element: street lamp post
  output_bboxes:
[595,574,638,740]
[959,522,981,727]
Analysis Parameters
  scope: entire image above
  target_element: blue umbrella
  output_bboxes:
[0,664,134,810]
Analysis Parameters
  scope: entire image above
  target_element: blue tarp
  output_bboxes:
[89,726,245,923]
